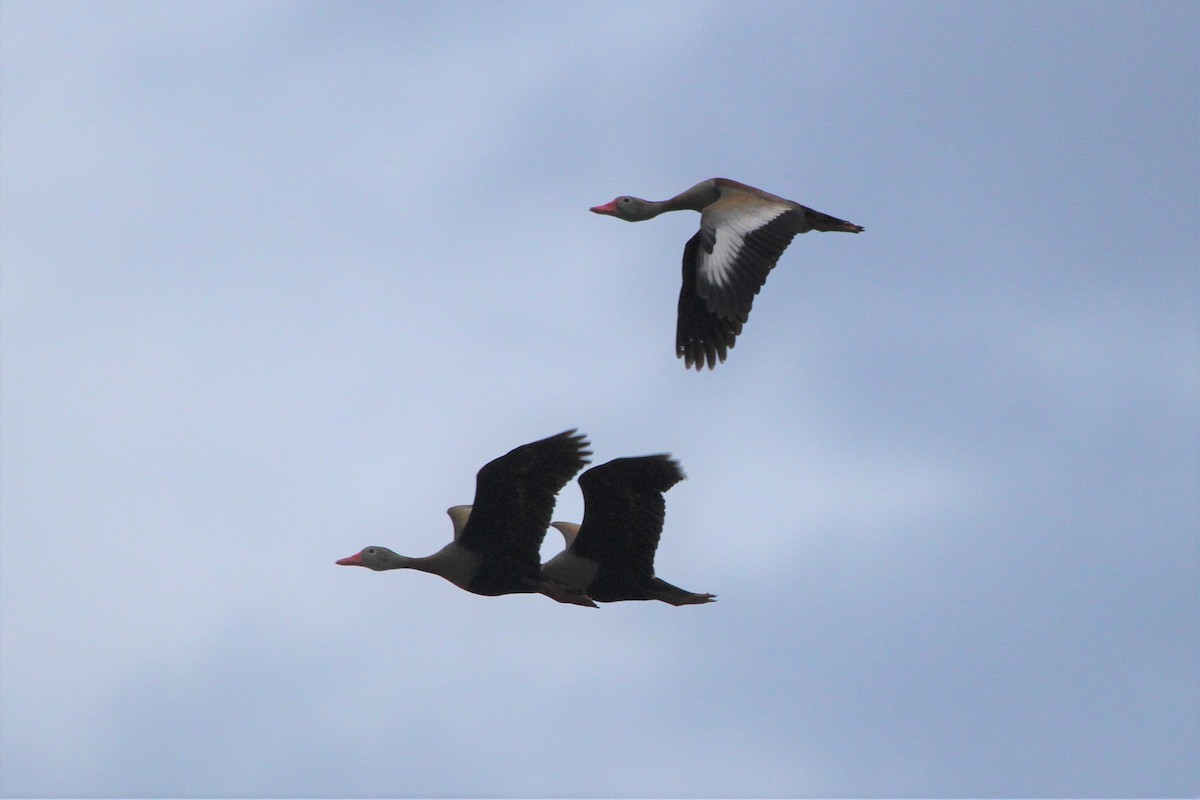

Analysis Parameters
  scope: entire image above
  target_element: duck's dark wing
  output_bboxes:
[694,193,864,321]
[458,430,591,570]
[569,455,685,579]
[677,232,748,371]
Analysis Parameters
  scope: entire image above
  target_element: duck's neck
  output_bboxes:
[409,543,480,590]
[662,180,719,212]
[377,551,419,570]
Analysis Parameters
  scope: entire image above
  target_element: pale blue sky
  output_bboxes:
[2,1,1197,796]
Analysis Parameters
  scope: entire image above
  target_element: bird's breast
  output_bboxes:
[541,550,599,592]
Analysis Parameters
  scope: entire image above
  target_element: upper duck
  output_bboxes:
[336,430,597,607]
[542,454,716,605]
[591,178,864,370]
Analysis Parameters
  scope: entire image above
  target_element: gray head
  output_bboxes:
[335,546,408,571]
[589,195,659,222]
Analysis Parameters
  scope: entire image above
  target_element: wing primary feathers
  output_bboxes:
[677,232,745,370]
[458,430,591,565]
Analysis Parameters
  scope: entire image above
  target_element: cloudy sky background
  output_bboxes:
[2,1,1196,796]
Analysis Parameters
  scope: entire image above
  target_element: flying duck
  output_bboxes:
[590,178,863,370]
[542,454,716,605]
[337,430,597,607]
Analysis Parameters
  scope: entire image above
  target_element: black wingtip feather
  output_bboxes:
[580,454,685,493]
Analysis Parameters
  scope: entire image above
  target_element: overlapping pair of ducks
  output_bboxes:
[338,179,863,607]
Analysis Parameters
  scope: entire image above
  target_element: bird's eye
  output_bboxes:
[620,197,631,204]
[366,548,377,555]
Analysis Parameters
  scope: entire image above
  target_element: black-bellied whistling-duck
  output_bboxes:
[542,454,716,606]
[591,178,864,370]
[336,430,597,607]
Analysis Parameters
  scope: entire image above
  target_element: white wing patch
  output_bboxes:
[696,203,789,291]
